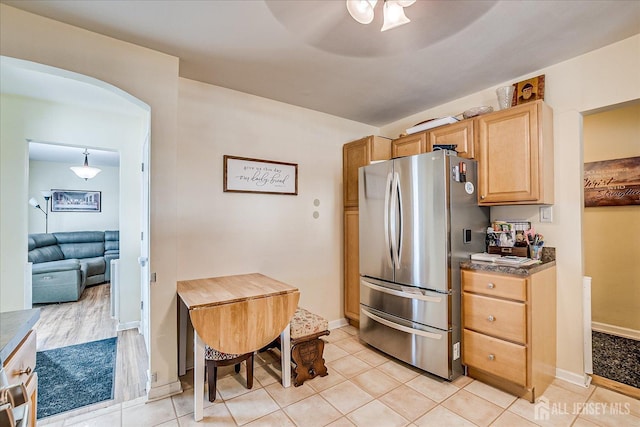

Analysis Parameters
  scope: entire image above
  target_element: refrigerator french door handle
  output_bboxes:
[361,279,443,303]
[395,171,403,266]
[390,172,400,270]
[383,172,393,269]
[361,307,443,340]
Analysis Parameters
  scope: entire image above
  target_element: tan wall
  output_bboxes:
[177,79,377,368]
[177,79,377,322]
[583,103,640,331]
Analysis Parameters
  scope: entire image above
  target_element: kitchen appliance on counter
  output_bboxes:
[358,150,489,380]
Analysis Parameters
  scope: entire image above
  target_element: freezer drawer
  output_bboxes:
[360,306,460,380]
[360,277,449,330]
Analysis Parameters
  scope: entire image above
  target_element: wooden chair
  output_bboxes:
[204,346,253,402]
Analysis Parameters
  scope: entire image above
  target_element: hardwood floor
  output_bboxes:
[34,283,148,404]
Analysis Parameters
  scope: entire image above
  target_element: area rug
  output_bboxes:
[592,331,640,389]
[35,337,118,419]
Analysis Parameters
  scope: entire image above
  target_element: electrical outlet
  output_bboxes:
[151,372,158,383]
[453,342,460,360]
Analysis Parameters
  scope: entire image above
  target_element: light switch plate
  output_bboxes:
[540,206,553,223]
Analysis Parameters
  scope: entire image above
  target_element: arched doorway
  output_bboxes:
[1,55,152,409]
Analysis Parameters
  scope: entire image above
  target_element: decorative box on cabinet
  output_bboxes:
[476,100,554,205]
[343,136,391,324]
[461,266,556,402]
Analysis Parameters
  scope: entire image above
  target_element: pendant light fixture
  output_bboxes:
[346,0,415,31]
[70,148,102,180]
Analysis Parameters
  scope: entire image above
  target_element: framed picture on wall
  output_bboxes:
[51,189,102,212]
[512,75,545,106]
[584,157,640,207]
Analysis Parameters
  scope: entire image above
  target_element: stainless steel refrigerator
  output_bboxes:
[358,150,489,380]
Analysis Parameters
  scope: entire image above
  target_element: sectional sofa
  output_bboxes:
[28,230,119,304]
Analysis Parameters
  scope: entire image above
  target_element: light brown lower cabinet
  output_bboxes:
[462,266,556,402]
[3,330,38,427]
[344,208,360,324]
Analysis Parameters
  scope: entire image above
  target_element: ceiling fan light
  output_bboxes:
[396,0,416,7]
[381,0,411,31]
[346,0,375,25]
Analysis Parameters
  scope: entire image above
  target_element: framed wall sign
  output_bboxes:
[51,189,102,212]
[223,155,298,195]
[584,156,640,207]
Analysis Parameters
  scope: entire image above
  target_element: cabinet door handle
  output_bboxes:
[487,315,495,322]
[15,366,32,376]
[480,195,486,200]
[487,283,495,289]
[488,354,495,361]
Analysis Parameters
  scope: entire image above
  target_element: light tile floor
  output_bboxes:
[38,325,639,426]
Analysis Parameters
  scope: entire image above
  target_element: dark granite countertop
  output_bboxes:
[0,308,40,365]
[460,247,556,277]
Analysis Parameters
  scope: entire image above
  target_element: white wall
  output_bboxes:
[380,35,640,382]
[1,4,180,399]
[29,160,120,234]
[177,79,378,321]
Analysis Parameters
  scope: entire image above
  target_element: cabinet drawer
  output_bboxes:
[463,329,526,386]
[463,293,526,344]
[4,330,36,385]
[462,270,527,301]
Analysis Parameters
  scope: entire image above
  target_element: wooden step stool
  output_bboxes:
[261,307,330,386]
[289,307,330,386]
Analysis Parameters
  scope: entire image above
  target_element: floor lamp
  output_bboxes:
[28,191,52,233]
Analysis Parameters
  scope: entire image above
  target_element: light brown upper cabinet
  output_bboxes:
[476,101,554,205]
[391,132,427,159]
[428,120,475,159]
[343,136,391,208]
[392,120,475,160]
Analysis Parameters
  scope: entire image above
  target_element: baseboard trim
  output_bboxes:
[116,320,140,332]
[329,317,349,330]
[591,375,640,399]
[592,322,640,341]
[146,380,183,402]
[556,368,590,388]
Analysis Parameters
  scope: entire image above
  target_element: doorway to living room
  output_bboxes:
[1,56,153,419]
